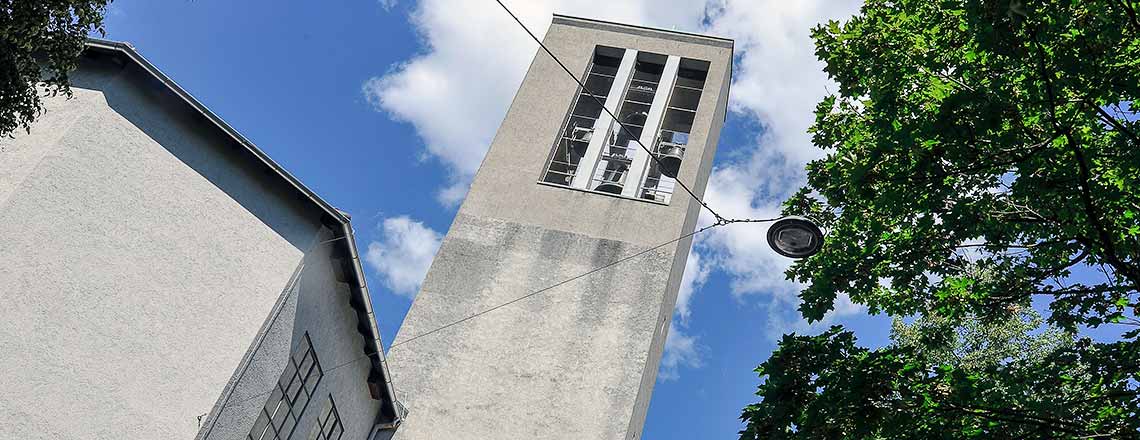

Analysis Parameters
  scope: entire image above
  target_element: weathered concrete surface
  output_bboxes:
[388,215,681,439]
[386,16,731,440]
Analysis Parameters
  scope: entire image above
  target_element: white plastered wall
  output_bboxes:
[0,57,320,439]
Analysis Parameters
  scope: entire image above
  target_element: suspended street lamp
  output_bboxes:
[765,216,824,259]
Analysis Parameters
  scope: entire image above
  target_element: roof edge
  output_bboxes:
[551,14,734,48]
[84,38,352,226]
[83,37,400,424]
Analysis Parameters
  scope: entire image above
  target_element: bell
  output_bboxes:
[595,167,626,194]
[624,111,648,126]
[657,145,684,178]
[594,181,623,194]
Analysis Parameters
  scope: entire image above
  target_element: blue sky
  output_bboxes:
[100,1,894,437]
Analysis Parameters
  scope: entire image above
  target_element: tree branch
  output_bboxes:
[940,402,1087,436]
[1029,285,1135,296]
[1109,0,1140,35]
[1083,99,1140,145]
[1029,29,1140,289]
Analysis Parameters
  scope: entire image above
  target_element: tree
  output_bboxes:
[739,311,1139,439]
[889,308,1071,371]
[786,0,1139,332]
[741,0,1140,437]
[1,1,111,137]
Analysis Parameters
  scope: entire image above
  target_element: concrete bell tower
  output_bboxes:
[385,15,732,440]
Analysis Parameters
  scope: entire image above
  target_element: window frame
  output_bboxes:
[248,333,324,440]
[308,394,345,440]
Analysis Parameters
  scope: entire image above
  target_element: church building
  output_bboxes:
[0,14,731,440]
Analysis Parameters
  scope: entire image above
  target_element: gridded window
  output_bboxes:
[249,333,323,440]
[541,46,713,205]
[542,46,625,186]
[308,395,344,440]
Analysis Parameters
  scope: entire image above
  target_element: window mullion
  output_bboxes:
[570,48,637,189]
[622,55,680,198]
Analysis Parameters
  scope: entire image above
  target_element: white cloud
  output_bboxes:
[676,251,710,325]
[659,250,711,381]
[659,323,703,381]
[365,216,443,297]
[708,1,863,164]
[378,0,399,11]
[762,292,865,340]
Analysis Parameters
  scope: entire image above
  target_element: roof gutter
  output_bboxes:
[337,218,404,425]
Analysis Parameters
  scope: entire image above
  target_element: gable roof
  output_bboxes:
[82,38,402,426]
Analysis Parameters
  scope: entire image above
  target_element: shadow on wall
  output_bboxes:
[76,49,322,251]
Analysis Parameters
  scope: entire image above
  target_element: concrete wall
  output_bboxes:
[386,17,731,440]
[199,228,382,440]
[0,53,354,439]
[386,215,676,439]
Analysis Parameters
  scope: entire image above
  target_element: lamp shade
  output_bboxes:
[766,216,824,258]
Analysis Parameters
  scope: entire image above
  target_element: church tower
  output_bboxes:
[385,15,732,440]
